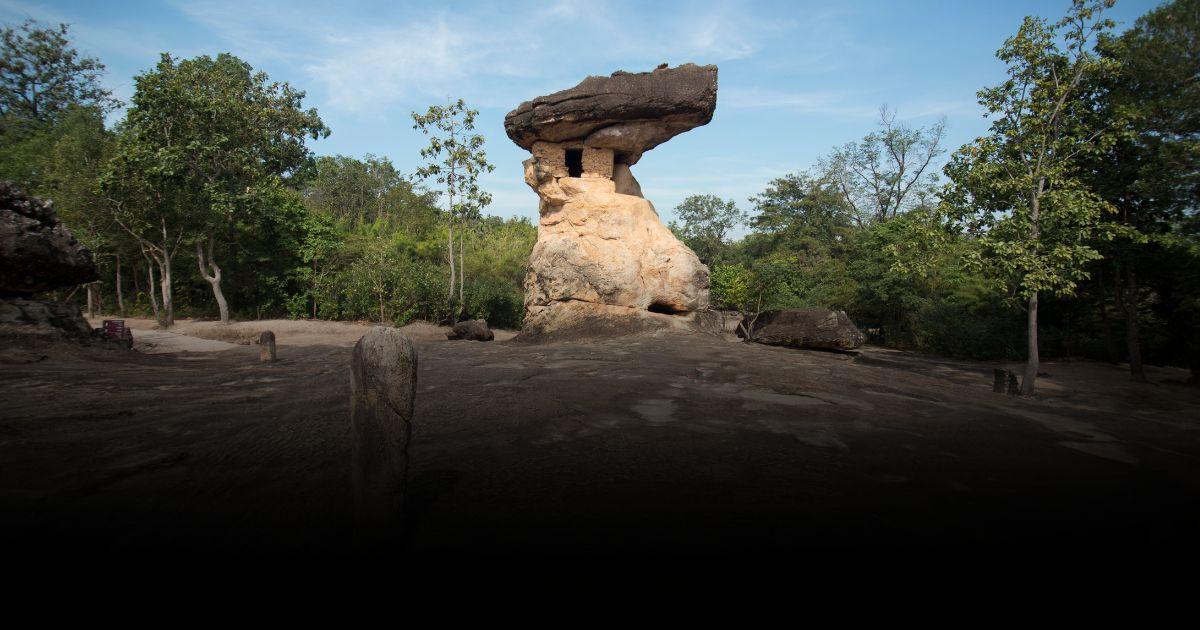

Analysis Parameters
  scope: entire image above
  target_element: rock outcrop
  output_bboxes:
[0,299,94,339]
[0,182,97,340]
[506,64,719,339]
[1,181,97,296]
[738,309,866,351]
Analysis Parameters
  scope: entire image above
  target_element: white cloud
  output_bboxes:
[166,0,802,116]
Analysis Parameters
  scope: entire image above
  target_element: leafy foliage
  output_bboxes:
[0,20,118,140]
[669,194,745,265]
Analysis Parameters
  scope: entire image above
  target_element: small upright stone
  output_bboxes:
[1006,372,1020,396]
[259,330,276,362]
[350,327,418,542]
[993,368,1006,393]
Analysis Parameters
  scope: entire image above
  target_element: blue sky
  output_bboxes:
[1,0,1160,228]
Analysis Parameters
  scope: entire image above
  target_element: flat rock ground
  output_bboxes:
[1,317,1198,589]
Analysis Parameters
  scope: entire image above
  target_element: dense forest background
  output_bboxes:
[1,0,1196,382]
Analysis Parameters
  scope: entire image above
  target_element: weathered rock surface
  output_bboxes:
[738,309,866,351]
[0,181,97,296]
[508,65,718,339]
[504,63,717,165]
[350,326,417,540]
[446,319,494,342]
[0,299,93,339]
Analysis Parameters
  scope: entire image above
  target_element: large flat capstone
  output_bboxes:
[504,63,717,161]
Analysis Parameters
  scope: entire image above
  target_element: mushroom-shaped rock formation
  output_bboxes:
[506,64,720,339]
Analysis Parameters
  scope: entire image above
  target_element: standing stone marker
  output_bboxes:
[350,326,418,542]
[259,330,276,362]
[993,369,1007,393]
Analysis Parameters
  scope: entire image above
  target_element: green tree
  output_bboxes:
[669,194,745,265]
[747,172,856,256]
[1083,0,1200,381]
[412,99,494,318]
[42,106,125,315]
[710,259,793,340]
[304,154,403,224]
[102,53,327,325]
[821,106,946,227]
[944,0,1117,395]
[0,19,117,141]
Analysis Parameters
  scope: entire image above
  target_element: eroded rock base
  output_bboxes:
[517,300,720,342]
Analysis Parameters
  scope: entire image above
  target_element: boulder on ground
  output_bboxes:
[0,181,97,296]
[446,319,494,341]
[738,309,865,351]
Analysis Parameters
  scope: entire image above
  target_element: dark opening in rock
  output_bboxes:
[647,301,687,316]
[566,149,583,177]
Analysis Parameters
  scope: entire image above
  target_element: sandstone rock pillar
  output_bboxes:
[504,64,720,339]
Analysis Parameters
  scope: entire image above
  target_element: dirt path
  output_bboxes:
[2,320,1198,588]
[91,316,516,352]
[129,327,241,353]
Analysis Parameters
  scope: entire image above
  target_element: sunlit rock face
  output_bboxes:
[505,64,719,339]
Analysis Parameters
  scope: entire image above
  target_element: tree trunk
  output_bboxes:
[1097,265,1117,363]
[1022,290,1039,396]
[1022,188,1043,397]
[1123,265,1148,383]
[379,294,386,324]
[116,254,125,317]
[146,261,162,326]
[160,246,174,327]
[197,238,230,325]
[458,226,465,315]
[447,219,456,304]
[86,282,95,319]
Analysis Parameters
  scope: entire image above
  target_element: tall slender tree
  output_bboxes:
[944,0,1118,395]
[412,99,493,318]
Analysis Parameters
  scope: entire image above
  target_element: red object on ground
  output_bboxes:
[102,319,125,341]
